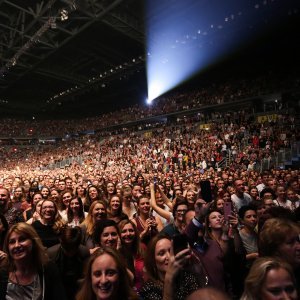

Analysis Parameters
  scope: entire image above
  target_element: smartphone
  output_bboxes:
[173,233,188,255]
[223,202,232,221]
[200,180,212,203]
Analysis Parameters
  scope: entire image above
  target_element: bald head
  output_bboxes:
[187,288,230,300]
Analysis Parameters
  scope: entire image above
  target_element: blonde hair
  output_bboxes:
[259,218,300,257]
[82,200,107,236]
[241,257,297,300]
[40,199,65,234]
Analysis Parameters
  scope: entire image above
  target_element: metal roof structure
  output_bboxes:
[0,0,299,119]
[0,0,146,117]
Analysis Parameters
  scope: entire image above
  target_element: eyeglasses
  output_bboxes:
[176,209,187,214]
[42,206,55,210]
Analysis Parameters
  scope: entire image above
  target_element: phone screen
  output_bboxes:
[223,202,232,221]
[173,234,188,255]
[200,180,212,202]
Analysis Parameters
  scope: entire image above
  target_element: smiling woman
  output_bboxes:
[76,247,138,300]
[0,222,67,300]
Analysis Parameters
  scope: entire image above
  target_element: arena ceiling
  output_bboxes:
[0,0,299,119]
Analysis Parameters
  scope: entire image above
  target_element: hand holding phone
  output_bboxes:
[223,202,232,221]
[173,234,189,255]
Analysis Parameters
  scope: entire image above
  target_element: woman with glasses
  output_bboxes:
[32,199,65,248]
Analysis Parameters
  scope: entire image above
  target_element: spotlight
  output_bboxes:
[146,98,153,105]
[60,9,69,21]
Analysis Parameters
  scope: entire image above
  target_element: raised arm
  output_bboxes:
[150,183,172,222]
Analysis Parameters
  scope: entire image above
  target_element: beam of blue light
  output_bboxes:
[146,0,296,101]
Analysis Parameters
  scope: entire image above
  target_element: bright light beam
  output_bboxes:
[146,0,289,102]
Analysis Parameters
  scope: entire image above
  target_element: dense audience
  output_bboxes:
[0,74,299,300]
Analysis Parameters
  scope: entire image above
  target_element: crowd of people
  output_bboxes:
[0,162,299,299]
[0,72,299,299]
[0,71,299,138]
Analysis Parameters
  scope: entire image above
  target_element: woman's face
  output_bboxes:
[208,211,223,230]
[223,192,231,202]
[8,231,33,262]
[116,189,122,197]
[110,197,120,211]
[276,232,300,267]
[155,238,171,277]
[41,188,49,198]
[76,186,85,196]
[35,200,43,214]
[50,190,59,201]
[216,199,224,210]
[138,197,150,215]
[92,203,106,222]
[14,188,23,198]
[261,267,298,300]
[250,188,258,198]
[100,226,119,249]
[70,198,80,212]
[89,187,99,200]
[186,191,195,204]
[106,183,115,194]
[120,223,135,245]
[276,187,286,200]
[32,193,43,206]
[62,192,72,207]
[91,254,119,300]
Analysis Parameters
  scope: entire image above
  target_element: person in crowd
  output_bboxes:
[80,200,107,252]
[105,181,116,201]
[161,199,188,238]
[41,186,50,200]
[185,199,244,295]
[238,205,259,270]
[258,218,300,286]
[0,222,67,300]
[118,219,145,292]
[0,188,24,227]
[32,199,65,248]
[23,192,43,222]
[50,188,61,206]
[241,257,298,300]
[122,186,137,219]
[85,185,103,210]
[139,234,201,300]
[249,186,259,202]
[131,183,142,204]
[0,214,8,262]
[93,219,120,251]
[231,179,252,211]
[286,187,300,210]
[26,187,39,206]
[11,186,29,212]
[47,226,90,300]
[67,196,87,227]
[75,185,87,209]
[131,195,163,244]
[149,183,173,225]
[107,194,128,224]
[59,190,74,222]
[26,199,43,225]
[76,247,138,300]
[273,185,293,210]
